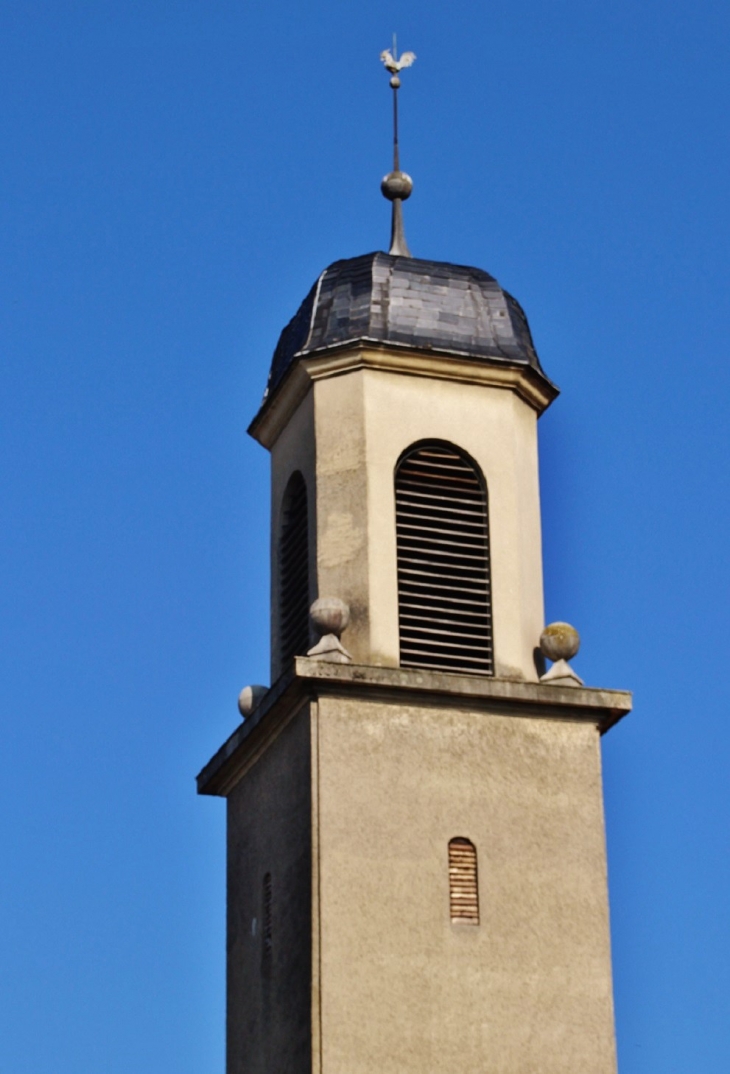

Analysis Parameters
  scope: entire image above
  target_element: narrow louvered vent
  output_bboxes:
[448,838,479,925]
[395,442,493,675]
[279,471,310,665]
[263,872,273,959]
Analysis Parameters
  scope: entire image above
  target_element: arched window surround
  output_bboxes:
[394,439,494,676]
[448,837,480,925]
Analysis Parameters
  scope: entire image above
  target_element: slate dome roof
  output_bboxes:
[265,251,550,399]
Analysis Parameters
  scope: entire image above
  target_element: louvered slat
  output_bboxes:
[279,472,310,665]
[395,443,493,676]
[448,838,480,924]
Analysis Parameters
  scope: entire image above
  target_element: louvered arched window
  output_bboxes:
[279,471,310,665]
[448,838,480,925]
[395,442,493,675]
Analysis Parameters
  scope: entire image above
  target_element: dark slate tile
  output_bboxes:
[265,250,547,397]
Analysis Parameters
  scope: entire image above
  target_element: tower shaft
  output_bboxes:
[200,662,629,1073]
[198,247,630,1073]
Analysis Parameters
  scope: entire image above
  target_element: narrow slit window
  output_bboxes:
[395,442,493,675]
[448,838,480,925]
[262,872,273,968]
[279,471,310,665]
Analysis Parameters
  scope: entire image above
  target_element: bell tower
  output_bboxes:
[198,47,631,1074]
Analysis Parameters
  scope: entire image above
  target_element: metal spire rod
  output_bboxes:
[392,34,400,172]
[380,39,416,258]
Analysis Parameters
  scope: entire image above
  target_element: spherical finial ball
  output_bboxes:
[381,170,413,202]
[540,622,580,663]
[310,597,350,638]
[389,74,401,89]
[238,684,267,718]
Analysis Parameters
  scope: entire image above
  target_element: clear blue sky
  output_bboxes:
[1,1,728,1070]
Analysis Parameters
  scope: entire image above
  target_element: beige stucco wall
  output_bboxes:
[310,370,371,663]
[267,360,546,679]
[313,695,617,1074]
[358,368,544,678]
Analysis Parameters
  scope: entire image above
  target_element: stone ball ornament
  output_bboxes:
[381,170,413,201]
[310,596,350,639]
[307,597,353,664]
[539,622,580,663]
[538,622,583,687]
[238,684,267,719]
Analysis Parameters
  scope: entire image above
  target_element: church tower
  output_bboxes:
[198,48,631,1074]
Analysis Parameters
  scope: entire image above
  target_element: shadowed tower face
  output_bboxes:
[197,52,631,1074]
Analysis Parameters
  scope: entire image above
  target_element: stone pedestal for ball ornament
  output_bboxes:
[307,597,352,664]
[539,622,583,686]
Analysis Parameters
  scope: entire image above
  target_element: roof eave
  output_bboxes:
[247,338,560,450]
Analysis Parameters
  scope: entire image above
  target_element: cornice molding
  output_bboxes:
[197,659,631,797]
[248,342,559,449]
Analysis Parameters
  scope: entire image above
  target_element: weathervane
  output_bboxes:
[380,36,416,257]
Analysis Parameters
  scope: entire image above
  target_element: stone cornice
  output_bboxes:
[248,342,560,450]
[197,659,631,797]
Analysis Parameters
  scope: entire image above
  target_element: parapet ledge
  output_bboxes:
[197,659,632,797]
